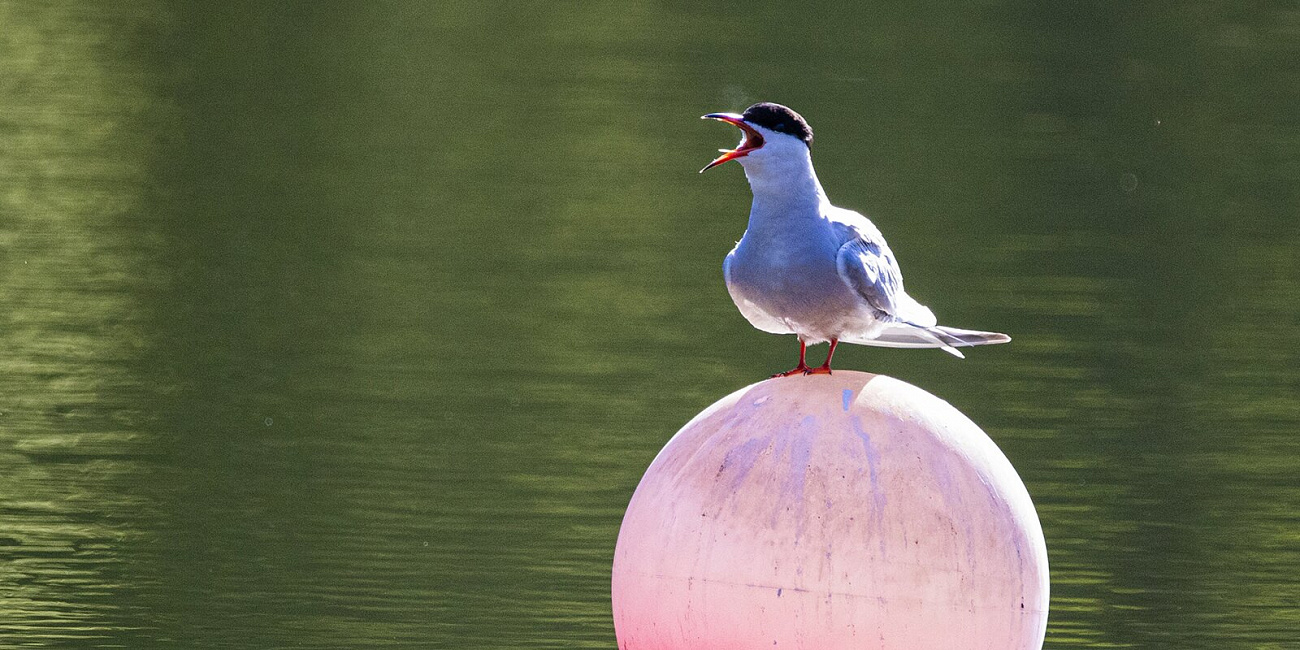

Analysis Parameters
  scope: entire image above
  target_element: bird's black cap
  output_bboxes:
[742,102,813,145]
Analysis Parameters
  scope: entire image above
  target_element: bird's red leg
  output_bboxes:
[771,340,813,378]
[806,338,838,375]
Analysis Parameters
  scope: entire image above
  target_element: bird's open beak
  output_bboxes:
[700,113,765,173]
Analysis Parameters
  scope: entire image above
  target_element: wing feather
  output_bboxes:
[835,237,901,319]
[831,210,937,327]
[829,209,1010,357]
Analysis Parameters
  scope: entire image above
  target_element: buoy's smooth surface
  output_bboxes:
[612,372,1048,650]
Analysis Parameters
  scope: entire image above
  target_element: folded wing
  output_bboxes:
[834,221,1009,358]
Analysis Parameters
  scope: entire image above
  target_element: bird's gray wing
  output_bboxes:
[831,211,1008,357]
[837,240,955,358]
[835,236,903,320]
[831,209,937,327]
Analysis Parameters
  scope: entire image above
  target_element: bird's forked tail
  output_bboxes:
[853,323,1011,359]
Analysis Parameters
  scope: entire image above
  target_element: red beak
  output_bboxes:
[700,113,765,173]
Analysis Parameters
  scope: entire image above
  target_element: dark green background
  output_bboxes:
[2,2,1297,647]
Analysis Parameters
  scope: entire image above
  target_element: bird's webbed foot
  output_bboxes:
[771,364,812,378]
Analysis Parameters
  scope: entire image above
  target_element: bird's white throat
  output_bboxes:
[738,140,828,223]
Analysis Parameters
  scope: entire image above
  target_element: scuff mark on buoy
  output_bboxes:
[719,437,767,491]
[850,415,887,559]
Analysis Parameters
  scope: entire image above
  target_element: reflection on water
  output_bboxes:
[0,1,169,643]
[1,2,1297,648]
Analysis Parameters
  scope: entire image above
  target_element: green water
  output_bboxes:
[2,2,1297,647]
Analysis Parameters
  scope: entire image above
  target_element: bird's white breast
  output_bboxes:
[724,213,883,344]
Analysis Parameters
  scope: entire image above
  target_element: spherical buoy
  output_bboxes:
[612,371,1048,650]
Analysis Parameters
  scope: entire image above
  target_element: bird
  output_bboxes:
[700,102,1010,377]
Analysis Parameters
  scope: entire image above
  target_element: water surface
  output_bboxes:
[1,2,1297,647]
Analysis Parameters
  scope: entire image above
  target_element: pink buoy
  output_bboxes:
[612,371,1048,650]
